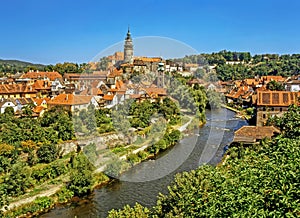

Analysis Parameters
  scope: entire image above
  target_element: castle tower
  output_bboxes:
[156,62,165,88]
[124,28,134,64]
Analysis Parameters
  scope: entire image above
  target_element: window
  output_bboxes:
[263,114,266,119]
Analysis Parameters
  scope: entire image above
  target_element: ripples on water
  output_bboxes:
[40,109,248,218]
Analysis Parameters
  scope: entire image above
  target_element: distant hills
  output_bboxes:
[0,59,46,74]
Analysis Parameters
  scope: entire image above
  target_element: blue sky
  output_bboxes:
[1,0,300,64]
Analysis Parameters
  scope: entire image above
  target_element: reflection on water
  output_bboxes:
[40,109,248,218]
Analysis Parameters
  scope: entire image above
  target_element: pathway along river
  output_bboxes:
[40,109,248,218]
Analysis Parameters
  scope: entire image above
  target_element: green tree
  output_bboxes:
[108,203,150,218]
[68,153,94,197]
[4,107,14,116]
[266,80,285,91]
[206,89,222,109]
[37,144,59,163]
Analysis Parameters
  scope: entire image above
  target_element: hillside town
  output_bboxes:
[0,30,299,138]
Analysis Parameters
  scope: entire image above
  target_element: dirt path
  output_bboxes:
[2,184,63,212]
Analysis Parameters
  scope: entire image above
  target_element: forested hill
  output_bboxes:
[172,50,300,81]
[0,59,45,74]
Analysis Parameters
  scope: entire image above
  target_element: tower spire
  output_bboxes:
[124,27,133,64]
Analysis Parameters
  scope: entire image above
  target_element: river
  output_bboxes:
[40,108,248,218]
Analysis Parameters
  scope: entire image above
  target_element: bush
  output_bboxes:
[56,187,74,203]
[37,144,59,163]
[127,153,140,165]
[137,150,149,160]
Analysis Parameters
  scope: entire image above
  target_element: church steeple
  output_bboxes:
[126,27,131,40]
[124,27,134,64]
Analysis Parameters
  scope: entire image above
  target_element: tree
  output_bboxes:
[96,57,109,71]
[266,80,285,91]
[267,104,300,138]
[68,153,94,197]
[206,89,222,109]
[37,144,59,163]
[4,107,14,116]
[108,203,150,218]
[68,169,93,197]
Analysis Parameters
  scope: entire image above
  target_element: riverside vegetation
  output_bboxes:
[108,105,300,217]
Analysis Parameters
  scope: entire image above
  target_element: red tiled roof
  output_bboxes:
[244,78,260,86]
[64,72,107,80]
[108,69,123,78]
[33,97,50,106]
[130,94,141,99]
[32,80,51,90]
[0,84,37,94]
[257,91,299,106]
[134,57,162,63]
[103,95,114,101]
[48,94,92,105]
[144,87,167,98]
[21,71,62,81]
[233,126,280,143]
[33,105,45,113]
[261,76,285,82]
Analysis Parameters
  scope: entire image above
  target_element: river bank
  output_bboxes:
[221,104,252,120]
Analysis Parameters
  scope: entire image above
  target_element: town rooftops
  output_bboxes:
[64,72,107,80]
[48,94,92,105]
[32,80,51,90]
[257,90,299,107]
[33,97,50,106]
[21,71,62,81]
[134,57,162,63]
[0,84,37,94]
[144,87,167,98]
[233,126,280,143]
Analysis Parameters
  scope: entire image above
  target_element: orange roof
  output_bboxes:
[233,126,280,143]
[261,76,285,82]
[0,84,37,94]
[108,69,123,78]
[103,95,114,101]
[130,94,141,99]
[241,92,252,99]
[80,88,102,96]
[64,72,107,80]
[257,91,299,106]
[244,78,260,86]
[21,71,62,81]
[184,63,199,68]
[115,80,124,89]
[144,87,167,98]
[32,80,51,90]
[34,97,50,106]
[48,94,92,105]
[226,86,249,99]
[134,57,162,63]
[33,105,45,113]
